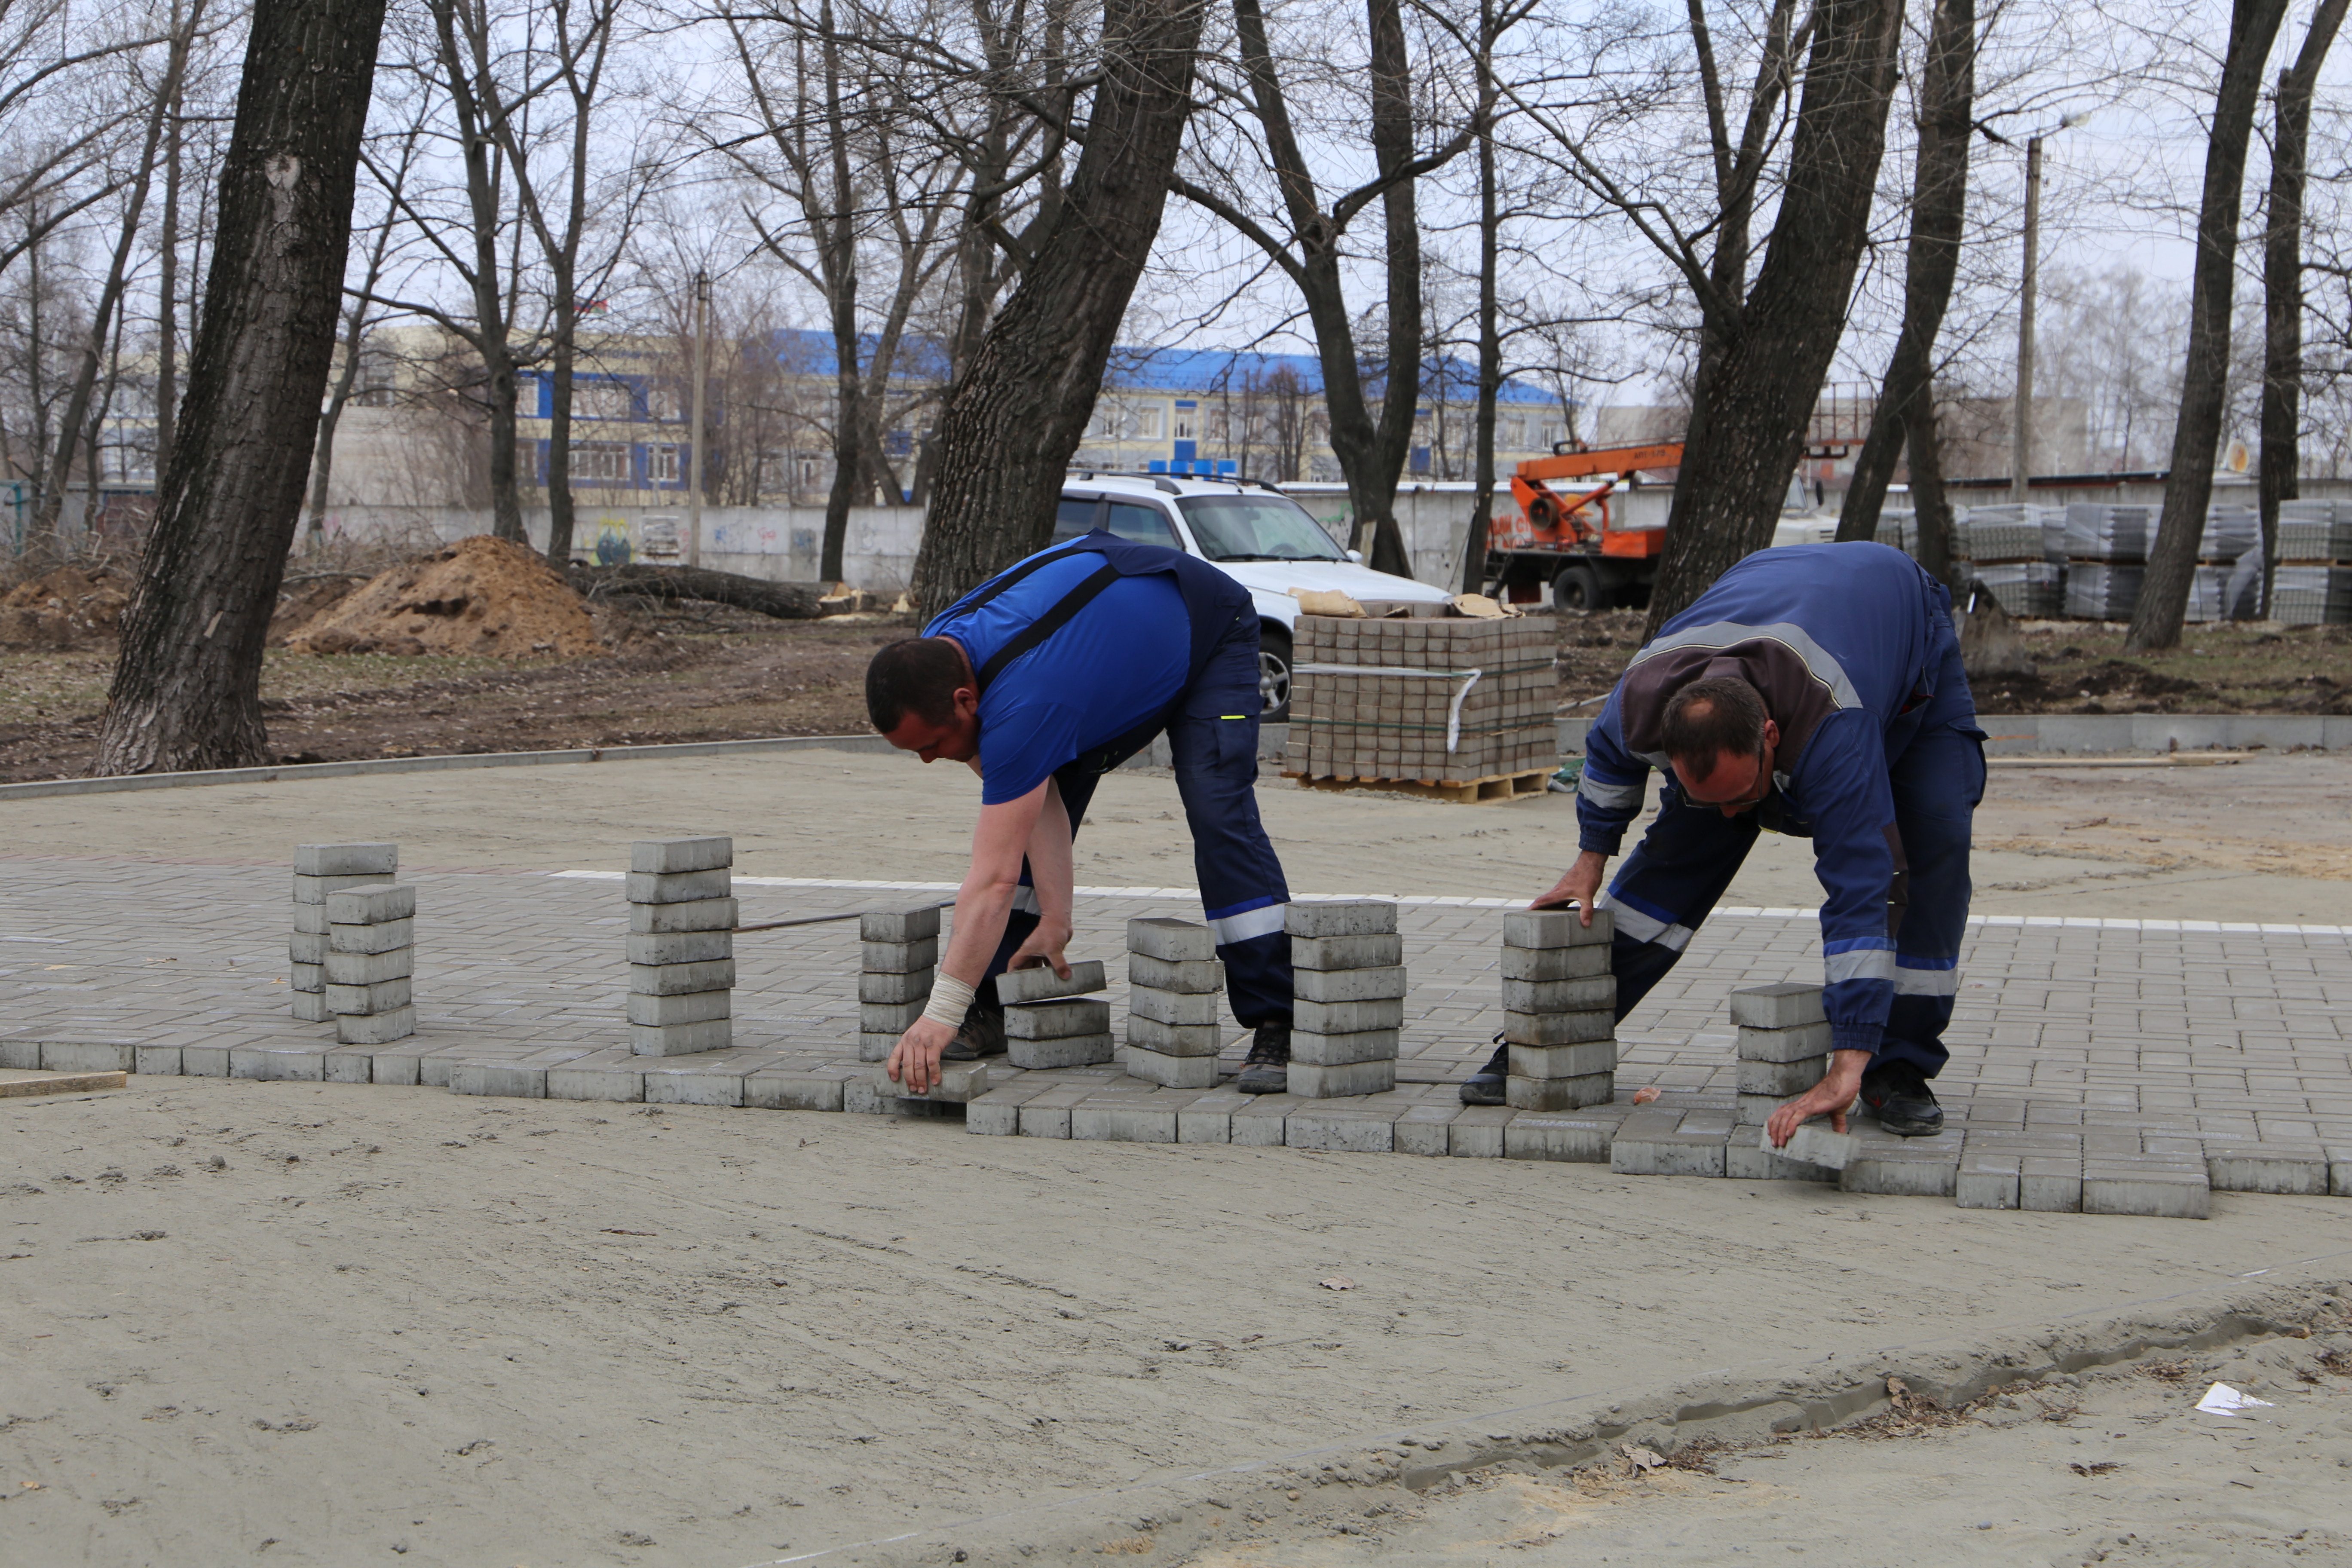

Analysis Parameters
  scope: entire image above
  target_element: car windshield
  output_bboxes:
[1178,496,1346,562]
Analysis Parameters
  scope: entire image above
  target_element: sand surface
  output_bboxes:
[5,1077,2351,1565]
[1,745,2347,922]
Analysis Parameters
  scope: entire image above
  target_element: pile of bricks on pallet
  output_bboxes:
[1283,613,1556,784]
[1125,918,1225,1088]
[290,842,399,1024]
[626,838,734,1056]
[1500,908,1614,1110]
[1001,961,1112,1070]
[1287,900,1403,1098]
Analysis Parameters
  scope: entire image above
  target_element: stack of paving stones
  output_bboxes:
[1288,900,1403,1098]
[1285,614,1556,785]
[2277,499,2352,625]
[325,882,416,1044]
[291,843,398,1023]
[1500,907,1615,1110]
[1124,918,1225,1088]
[626,837,734,1056]
[999,961,1114,1069]
[1722,983,1847,1181]
[858,905,939,1063]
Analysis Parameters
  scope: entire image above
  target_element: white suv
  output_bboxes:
[1056,473,1453,720]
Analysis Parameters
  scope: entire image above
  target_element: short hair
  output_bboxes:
[1659,676,1767,770]
[866,637,968,732]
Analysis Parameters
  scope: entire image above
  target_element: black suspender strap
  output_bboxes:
[974,562,1123,691]
[952,536,1102,619]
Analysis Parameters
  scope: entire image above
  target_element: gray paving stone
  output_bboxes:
[744,1069,851,1113]
[1505,1110,1618,1163]
[1128,986,1220,1026]
[181,1043,231,1077]
[450,1060,548,1098]
[1734,1093,1788,1127]
[860,998,926,1033]
[2020,1155,2083,1213]
[1125,954,1222,993]
[134,1044,183,1077]
[546,1051,645,1101]
[860,906,941,943]
[293,871,394,905]
[1501,1008,1613,1046]
[1128,917,1215,962]
[290,962,324,994]
[325,949,413,986]
[2205,1145,2330,1195]
[1177,1090,1249,1143]
[321,1047,375,1084]
[631,837,732,875]
[1736,1020,1835,1063]
[1502,909,1611,948]
[858,1031,898,1064]
[1231,1095,1296,1146]
[630,959,736,996]
[1500,943,1611,981]
[1004,998,1113,1038]
[288,931,326,965]
[294,843,397,877]
[325,884,413,925]
[867,1062,989,1104]
[1724,1136,1838,1182]
[1738,1056,1826,1096]
[327,917,414,956]
[1449,1105,1512,1158]
[631,896,736,934]
[1007,1032,1115,1070]
[1288,900,1397,938]
[1395,1103,1457,1156]
[626,867,730,904]
[1290,1060,1397,1098]
[1125,1048,1220,1089]
[2326,1147,2351,1197]
[2082,1160,2211,1219]
[1018,1100,1073,1137]
[626,930,733,967]
[1127,1014,1224,1055]
[1294,966,1408,1004]
[1291,1027,1400,1066]
[628,989,731,1026]
[1729,983,1825,1029]
[861,937,937,972]
[1295,996,1405,1034]
[1780,1122,1858,1170]
[1505,1072,1614,1111]
[1508,1041,1617,1080]
[291,903,328,935]
[327,973,412,1014]
[1292,933,1404,971]
[856,969,931,1005]
[43,1041,134,1073]
[995,961,1109,1004]
[1287,1106,1399,1154]
[1500,975,1615,1014]
[1072,1098,1179,1142]
[1955,1151,2022,1210]
[843,1075,950,1117]
[630,1018,732,1057]
[335,1006,415,1046]
[1841,1132,1963,1197]
[230,1044,330,1082]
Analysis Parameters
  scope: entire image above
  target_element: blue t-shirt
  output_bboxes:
[925,549,1190,805]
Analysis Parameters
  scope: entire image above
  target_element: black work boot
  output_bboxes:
[942,1005,1007,1061]
[1234,1022,1290,1094]
[1459,1036,1510,1106]
[1859,1060,1943,1136]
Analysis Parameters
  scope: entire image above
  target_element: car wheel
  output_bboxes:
[1553,564,1608,614]
[1259,625,1293,723]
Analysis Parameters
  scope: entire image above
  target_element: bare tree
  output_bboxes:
[2255,0,2347,612]
[307,116,424,542]
[98,0,392,773]
[2128,0,2290,651]
[908,0,1206,610]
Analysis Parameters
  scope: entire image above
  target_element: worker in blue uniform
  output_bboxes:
[1461,542,1987,1141]
[866,528,1296,1095]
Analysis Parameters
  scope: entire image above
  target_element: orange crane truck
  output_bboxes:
[1480,441,1684,612]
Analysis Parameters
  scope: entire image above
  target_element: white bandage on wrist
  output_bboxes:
[922,972,977,1032]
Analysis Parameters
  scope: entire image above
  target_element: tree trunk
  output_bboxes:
[2257,0,2346,616]
[155,0,189,484]
[2126,0,2291,651]
[1463,4,1499,597]
[1836,0,1976,546]
[570,561,824,618]
[544,302,576,563]
[1908,395,1958,588]
[96,0,390,774]
[907,0,1205,612]
[819,0,861,585]
[434,0,527,544]
[1643,0,1908,635]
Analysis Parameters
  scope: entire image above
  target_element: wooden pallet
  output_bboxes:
[1281,766,1554,805]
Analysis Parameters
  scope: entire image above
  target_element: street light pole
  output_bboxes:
[2011,135,2043,506]
[687,270,708,568]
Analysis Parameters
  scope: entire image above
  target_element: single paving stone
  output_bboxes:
[1501,1008,1614,1047]
[1449,1105,1513,1159]
[1286,900,1398,938]
[1127,1015,1224,1056]
[631,1018,733,1057]
[335,1006,416,1047]
[325,949,413,987]
[449,1060,548,1099]
[2020,1155,2083,1213]
[1505,1072,1614,1112]
[631,896,737,934]
[630,836,732,875]
[1293,965,1408,1004]
[1507,1041,1617,1080]
[1728,983,1825,1029]
[1006,1032,1115,1070]
[1501,908,1612,949]
[1291,933,1404,971]
[1127,986,1221,1027]
[1736,1020,1835,1063]
[1286,1106,1400,1155]
[1127,917,1215,963]
[1395,1103,1458,1157]
[1294,996,1405,1034]
[1504,1109,1617,1163]
[1500,943,1611,982]
[861,937,937,973]
[2204,1144,2330,1195]
[995,961,1109,1004]
[325,917,413,956]
[1955,1151,2022,1210]
[1724,1137,1838,1182]
[294,842,397,877]
[1289,1060,1397,1099]
[1125,954,1222,994]
[744,1070,849,1114]
[1500,975,1616,1014]
[626,867,731,905]
[2082,1158,2211,1219]
[1737,1056,1826,1097]
[1178,1090,1251,1144]
[860,906,941,944]
[625,930,733,967]
[1004,998,1113,1039]
[868,1062,989,1104]
[1124,1048,1220,1089]
[1291,1028,1400,1066]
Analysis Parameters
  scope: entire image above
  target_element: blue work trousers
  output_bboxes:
[1605,628,1985,1079]
[983,611,1295,1027]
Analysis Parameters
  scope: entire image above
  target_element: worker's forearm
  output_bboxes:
[939,874,1018,987]
[1025,781,1075,927]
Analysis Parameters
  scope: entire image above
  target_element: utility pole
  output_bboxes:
[687,270,709,568]
[2010,134,2042,506]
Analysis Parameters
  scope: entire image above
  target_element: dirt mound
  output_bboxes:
[287,536,603,658]
[267,575,368,646]
[0,565,130,649]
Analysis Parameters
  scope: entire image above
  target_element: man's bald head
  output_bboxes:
[1661,676,1778,818]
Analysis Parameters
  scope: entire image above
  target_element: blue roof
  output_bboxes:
[766,329,1563,407]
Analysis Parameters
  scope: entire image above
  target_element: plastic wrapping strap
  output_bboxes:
[1292,664,1483,753]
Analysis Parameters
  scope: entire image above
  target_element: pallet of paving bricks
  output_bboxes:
[1283,612,1555,794]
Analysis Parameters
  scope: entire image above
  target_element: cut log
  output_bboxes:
[570,564,825,621]
[1959,578,2037,680]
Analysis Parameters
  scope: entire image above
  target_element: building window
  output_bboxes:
[575,380,634,421]
[1502,416,1528,448]
[646,444,681,484]
[515,441,542,483]
[1173,404,1196,441]
[1541,422,1567,447]
[569,442,631,483]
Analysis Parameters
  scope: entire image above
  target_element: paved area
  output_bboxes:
[5,856,2349,1210]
